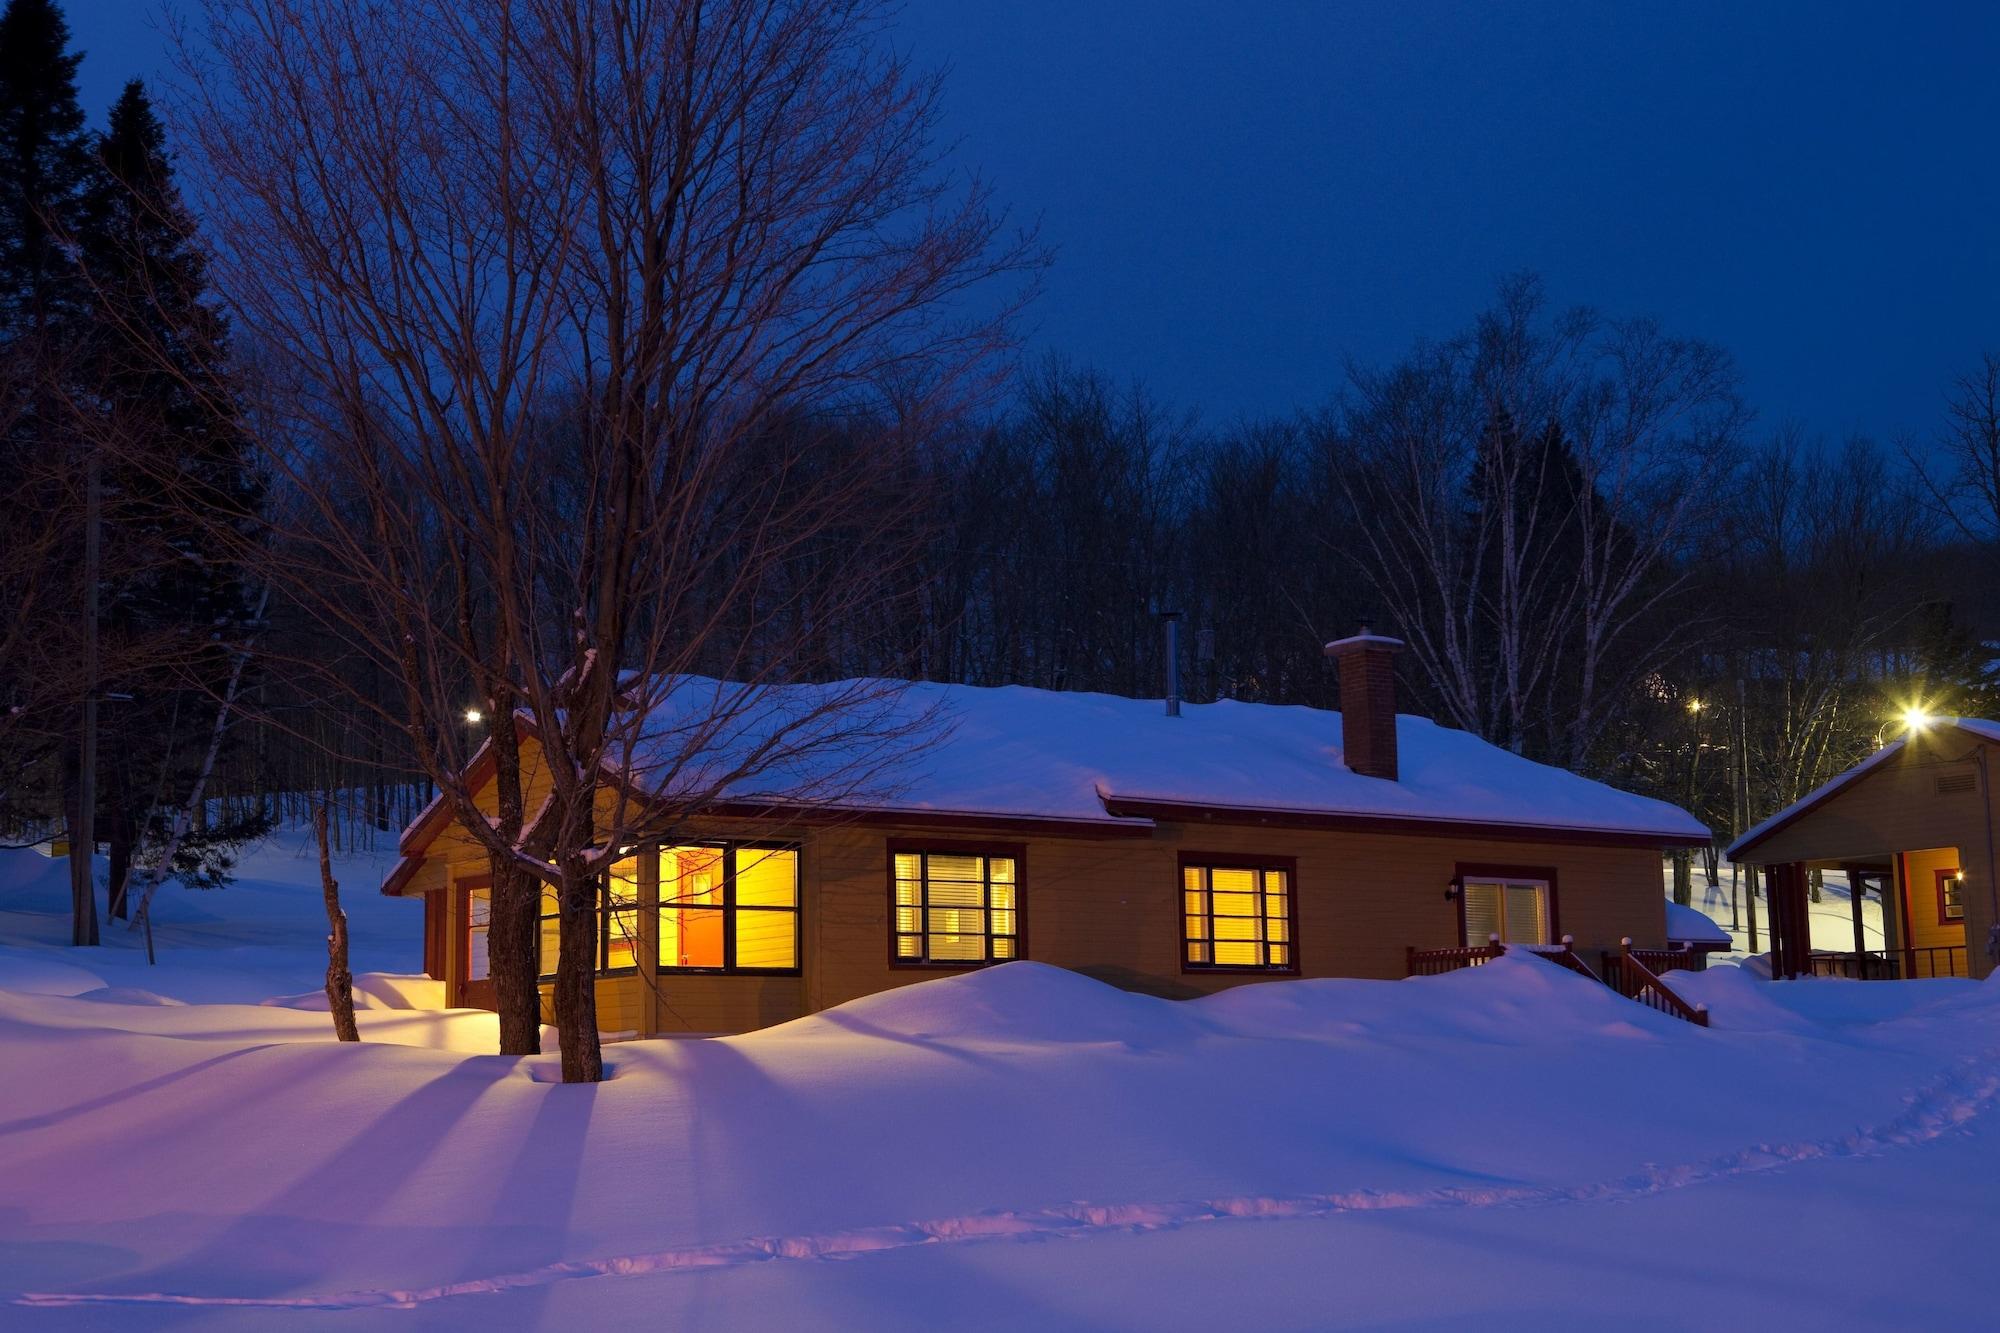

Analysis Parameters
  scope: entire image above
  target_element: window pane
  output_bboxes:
[468,886,491,928]
[737,848,797,908]
[927,931,985,962]
[606,909,639,970]
[1215,940,1262,966]
[607,857,641,907]
[991,908,1016,936]
[1268,944,1289,966]
[1266,870,1289,896]
[1212,868,1257,895]
[734,908,796,969]
[896,936,922,958]
[1185,913,1207,939]
[1215,915,1260,941]
[1212,890,1259,919]
[1183,889,1204,915]
[928,907,986,936]
[1504,884,1548,945]
[990,857,1015,884]
[467,924,490,981]
[894,852,922,881]
[928,853,984,882]
[895,905,920,933]
[992,937,1016,959]
[540,884,561,917]
[538,916,561,978]
[895,877,922,907]
[1463,882,1503,943]
[661,846,723,906]
[1187,941,1209,963]
[1183,866,1204,892]
[990,881,1016,911]
[1267,917,1290,943]
[661,907,724,968]
[927,877,984,908]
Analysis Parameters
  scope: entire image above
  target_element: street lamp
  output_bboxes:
[464,707,484,725]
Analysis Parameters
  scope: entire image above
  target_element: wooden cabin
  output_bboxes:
[381,634,1709,1035]
[1728,718,2000,981]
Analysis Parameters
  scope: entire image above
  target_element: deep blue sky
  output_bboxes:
[60,0,2000,441]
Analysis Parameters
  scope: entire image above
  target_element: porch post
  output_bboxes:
[1844,866,1867,958]
[638,849,660,1036]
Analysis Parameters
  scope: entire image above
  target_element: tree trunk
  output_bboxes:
[554,860,603,1083]
[489,855,542,1055]
[315,801,360,1042]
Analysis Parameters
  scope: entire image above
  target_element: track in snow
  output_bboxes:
[19,1052,2000,1313]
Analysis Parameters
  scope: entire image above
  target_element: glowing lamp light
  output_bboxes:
[1686,698,1704,715]
[1902,705,1934,733]
[464,708,484,724]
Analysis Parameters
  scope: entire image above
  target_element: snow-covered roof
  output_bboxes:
[1727,716,2000,861]
[1665,901,1731,945]
[610,679,1709,843]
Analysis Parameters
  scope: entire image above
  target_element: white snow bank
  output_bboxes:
[263,972,448,1012]
[1666,900,1731,943]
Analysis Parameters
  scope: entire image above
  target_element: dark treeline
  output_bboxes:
[3,0,1996,962]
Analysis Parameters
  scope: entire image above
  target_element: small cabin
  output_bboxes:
[1727,718,2000,981]
[382,635,1708,1035]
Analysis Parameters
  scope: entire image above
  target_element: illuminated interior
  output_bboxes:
[1461,877,1550,945]
[659,846,725,968]
[658,844,799,972]
[894,850,1018,963]
[466,884,491,981]
[1183,863,1290,968]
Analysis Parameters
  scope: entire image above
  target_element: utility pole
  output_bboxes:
[72,448,101,947]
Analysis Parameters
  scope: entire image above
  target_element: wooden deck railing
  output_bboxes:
[1406,936,1600,981]
[1407,937,1505,976]
[1808,945,1967,981]
[1630,945,1707,976]
[1603,939,1710,1027]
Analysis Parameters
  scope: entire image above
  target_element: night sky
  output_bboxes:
[60,0,2000,441]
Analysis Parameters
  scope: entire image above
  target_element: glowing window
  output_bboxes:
[892,847,1020,965]
[1939,869,1965,924]
[466,884,492,981]
[536,854,646,979]
[659,844,799,974]
[1182,862,1294,970]
[1461,876,1551,946]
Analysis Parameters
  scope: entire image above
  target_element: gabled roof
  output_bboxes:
[1725,717,2000,862]
[383,679,1708,893]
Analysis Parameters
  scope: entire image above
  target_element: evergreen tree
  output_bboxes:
[0,0,91,332]
[0,0,99,941]
[1898,600,2000,722]
[79,80,268,916]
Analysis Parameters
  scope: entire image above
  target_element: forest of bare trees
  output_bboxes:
[1,0,1995,1081]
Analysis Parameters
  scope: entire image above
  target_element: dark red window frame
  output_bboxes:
[1936,866,1965,925]
[886,839,1027,969]
[1453,863,1561,947]
[1178,852,1301,975]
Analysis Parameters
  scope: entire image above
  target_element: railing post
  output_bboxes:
[1405,944,1416,978]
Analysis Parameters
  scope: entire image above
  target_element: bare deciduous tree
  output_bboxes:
[177,0,1033,1080]
[1332,275,1747,770]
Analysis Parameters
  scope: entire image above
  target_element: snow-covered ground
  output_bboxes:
[3,834,1999,1329]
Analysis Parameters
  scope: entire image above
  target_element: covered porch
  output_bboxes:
[1752,855,1966,981]
[1726,719,1996,981]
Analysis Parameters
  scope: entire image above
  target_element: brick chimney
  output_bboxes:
[1324,622,1403,781]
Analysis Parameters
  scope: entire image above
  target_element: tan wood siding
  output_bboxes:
[1734,733,1996,978]
[406,747,1674,1033]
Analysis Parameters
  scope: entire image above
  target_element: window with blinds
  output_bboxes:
[892,847,1020,965]
[1460,875,1551,946]
[536,854,644,979]
[1183,861,1295,971]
